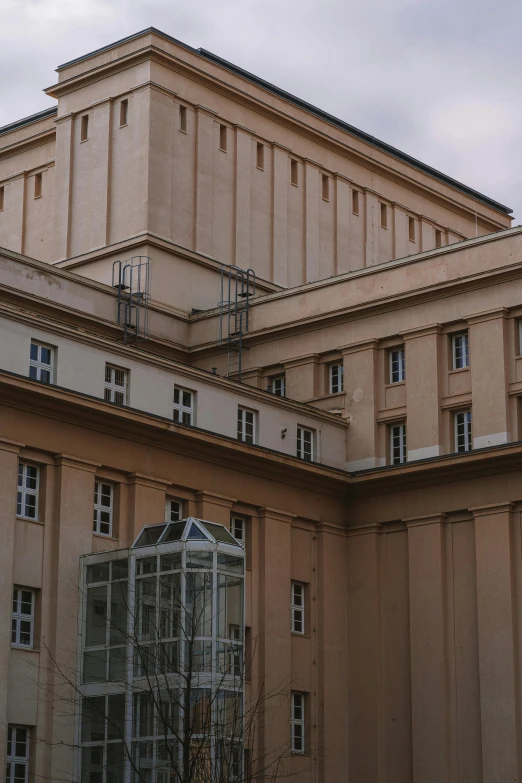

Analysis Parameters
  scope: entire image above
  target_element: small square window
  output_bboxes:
[291,159,299,187]
[455,410,472,453]
[93,481,113,536]
[297,427,314,462]
[219,124,227,152]
[322,174,329,201]
[166,498,183,522]
[268,375,285,397]
[451,332,469,370]
[389,347,405,384]
[329,363,344,394]
[237,407,256,444]
[173,386,195,426]
[29,340,54,383]
[352,189,359,215]
[390,422,407,465]
[6,725,30,781]
[34,172,42,199]
[256,142,264,170]
[119,99,128,127]
[81,115,89,142]
[104,365,128,406]
[291,693,305,753]
[408,216,416,242]
[179,105,187,133]
[17,462,39,520]
[381,202,388,229]
[11,588,35,648]
[291,582,304,634]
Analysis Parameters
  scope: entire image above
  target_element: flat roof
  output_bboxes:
[55,26,511,217]
[0,106,57,136]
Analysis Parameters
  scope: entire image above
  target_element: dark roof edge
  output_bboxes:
[56,26,511,216]
[0,106,57,137]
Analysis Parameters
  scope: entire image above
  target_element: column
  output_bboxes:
[195,490,236,526]
[0,439,23,773]
[401,325,442,461]
[90,98,112,249]
[234,126,252,268]
[335,175,351,274]
[282,353,320,401]
[406,513,450,783]
[304,161,320,283]
[468,309,510,448]
[472,502,520,783]
[341,339,379,470]
[272,144,289,286]
[194,106,217,255]
[53,113,74,261]
[127,473,170,542]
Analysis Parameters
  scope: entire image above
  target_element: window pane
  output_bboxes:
[30,343,38,361]
[83,649,107,683]
[86,586,107,647]
[82,696,106,742]
[40,347,51,364]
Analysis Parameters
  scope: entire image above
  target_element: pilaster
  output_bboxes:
[282,353,321,401]
[53,113,74,260]
[341,339,380,470]
[194,106,216,255]
[304,162,320,282]
[272,144,289,286]
[234,126,252,268]
[195,490,236,526]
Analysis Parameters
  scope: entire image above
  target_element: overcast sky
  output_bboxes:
[2,0,521,221]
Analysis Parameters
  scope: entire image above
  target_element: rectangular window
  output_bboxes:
[256,142,264,170]
[322,174,329,201]
[11,588,35,648]
[352,189,359,215]
[268,375,285,397]
[452,332,469,369]
[179,105,187,132]
[17,462,39,520]
[0,185,4,211]
[329,363,344,394]
[219,124,227,152]
[237,407,256,444]
[93,481,113,536]
[173,386,195,425]
[81,114,89,142]
[231,515,245,544]
[291,693,305,753]
[119,99,128,127]
[455,410,472,453]
[104,365,128,406]
[389,347,405,384]
[390,423,407,465]
[291,159,298,186]
[6,725,30,783]
[297,427,314,462]
[166,498,183,522]
[34,172,42,198]
[408,216,415,242]
[381,202,388,229]
[291,582,304,634]
[435,229,442,248]
[29,340,54,383]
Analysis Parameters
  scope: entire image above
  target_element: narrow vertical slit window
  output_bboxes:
[435,229,442,248]
[329,363,344,394]
[119,99,128,127]
[11,588,35,648]
[17,462,39,520]
[173,386,195,425]
[179,105,187,133]
[291,693,305,753]
[219,124,227,152]
[455,410,472,452]
[231,515,245,544]
[296,427,314,461]
[390,423,407,465]
[0,185,4,211]
[381,202,388,229]
[93,481,113,536]
[389,347,405,384]
[6,726,30,782]
[256,142,264,170]
[104,365,128,406]
[34,172,42,198]
[291,582,304,634]
[352,189,359,215]
[452,332,469,370]
[80,115,89,142]
[408,216,416,242]
[322,174,329,201]
[291,159,298,187]
[237,407,256,444]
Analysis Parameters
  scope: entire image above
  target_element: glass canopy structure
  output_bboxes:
[78,518,245,783]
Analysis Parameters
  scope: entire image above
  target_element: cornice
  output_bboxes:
[401,323,442,341]
[466,306,510,326]
[339,338,380,355]
[53,453,100,471]
[196,490,237,507]
[346,523,383,537]
[469,501,514,517]
[256,506,297,523]
[404,512,447,528]
[281,353,321,369]
[0,437,25,454]
[0,128,56,165]
[376,406,407,423]
[127,472,170,490]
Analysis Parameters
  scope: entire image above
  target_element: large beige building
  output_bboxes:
[1,26,522,783]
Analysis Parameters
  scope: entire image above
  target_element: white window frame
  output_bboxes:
[93,481,113,536]
[11,588,35,649]
[104,364,128,406]
[452,332,469,370]
[390,423,407,465]
[454,410,472,453]
[29,340,54,383]
[291,582,305,634]
[173,386,195,425]
[296,427,314,462]
[269,375,285,397]
[389,347,405,384]
[231,515,245,544]
[165,498,183,522]
[329,363,344,394]
[237,407,257,444]
[291,693,305,753]
[17,462,39,520]
[6,725,30,783]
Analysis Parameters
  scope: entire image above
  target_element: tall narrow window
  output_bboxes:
[81,115,89,142]
[291,582,304,634]
[179,105,187,132]
[104,365,128,406]
[34,172,42,198]
[0,185,4,211]
[237,407,256,444]
[256,142,264,170]
[435,229,442,248]
[219,124,227,152]
[329,363,344,394]
[297,427,314,462]
[389,347,405,384]
[119,99,128,127]
[17,462,39,520]
[381,202,388,229]
[452,332,469,369]
[11,588,35,648]
[291,693,305,753]
[352,189,359,215]
[390,423,407,465]
[291,159,298,187]
[166,498,183,522]
[231,515,245,544]
[93,481,113,536]
[6,726,30,783]
[408,216,415,242]
[455,410,472,453]
[29,341,54,383]
[322,174,329,201]
[268,375,285,397]
[173,387,195,425]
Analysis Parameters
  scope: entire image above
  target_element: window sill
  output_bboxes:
[93,533,118,541]
[119,123,128,129]
[449,367,470,375]
[256,165,264,172]
[16,515,43,525]
[34,195,42,200]
[291,631,310,639]
[11,645,38,652]
[384,381,405,389]
[179,128,187,134]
